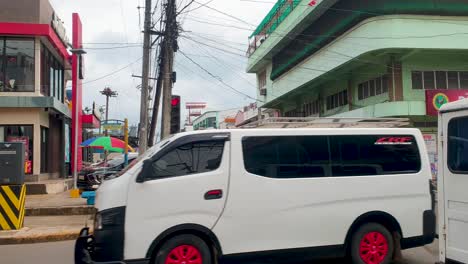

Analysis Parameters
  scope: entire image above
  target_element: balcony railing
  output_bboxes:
[247,0,301,57]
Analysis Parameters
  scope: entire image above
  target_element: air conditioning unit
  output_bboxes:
[260,88,267,96]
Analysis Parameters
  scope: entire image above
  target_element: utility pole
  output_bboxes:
[161,0,177,139]
[138,0,153,154]
[100,87,118,136]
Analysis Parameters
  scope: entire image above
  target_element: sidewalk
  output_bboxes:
[0,191,95,245]
[25,191,95,216]
[0,215,93,245]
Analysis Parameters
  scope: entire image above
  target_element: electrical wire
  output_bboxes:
[179,50,260,102]
[190,0,257,26]
[66,57,143,88]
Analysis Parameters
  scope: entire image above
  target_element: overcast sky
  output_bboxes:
[49,0,275,127]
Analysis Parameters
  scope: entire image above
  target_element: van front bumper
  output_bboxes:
[75,227,150,264]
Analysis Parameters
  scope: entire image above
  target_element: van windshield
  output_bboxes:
[114,137,173,177]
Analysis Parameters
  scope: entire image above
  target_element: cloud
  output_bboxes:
[49,0,275,126]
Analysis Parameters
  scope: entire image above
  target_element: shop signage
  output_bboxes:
[426,90,468,116]
[51,12,70,46]
[6,136,31,174]
[102,122,123,131]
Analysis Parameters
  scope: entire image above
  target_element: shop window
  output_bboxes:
[436,71,447,90]
[460,72,468,89]
[0,38,35,92]
[358,75,389,100]
[258,71,266,89]
[303,100,320,117]
[448,72,459,90]
[41,44,65,101]
[412,70,468,90]
[0,125,34,174]
[326,90,348,110]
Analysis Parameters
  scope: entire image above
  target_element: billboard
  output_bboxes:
[426,90,468,116]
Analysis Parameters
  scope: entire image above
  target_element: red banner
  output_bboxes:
[7,136,32,174]
[426,90,468,116]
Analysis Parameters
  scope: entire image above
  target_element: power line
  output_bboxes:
[181,35,246,56]
[66,57,142,88]
[184,16,254,31]
[179,50,260,102]
[191,0,257,26]
[179,0,216,15]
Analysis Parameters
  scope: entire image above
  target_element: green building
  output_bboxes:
[247,0,468,134]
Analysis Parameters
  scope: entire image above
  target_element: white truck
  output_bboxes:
[438,98,468,264]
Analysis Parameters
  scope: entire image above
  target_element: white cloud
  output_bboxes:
[49,0,275,126]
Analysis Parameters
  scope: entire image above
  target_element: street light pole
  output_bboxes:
[100,87,118,136]
[69,48,86,197]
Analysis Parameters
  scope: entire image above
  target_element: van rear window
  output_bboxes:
[242,135,421,178]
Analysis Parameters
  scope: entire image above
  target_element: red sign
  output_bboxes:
[7,136,32,174]
[426,90,468,116]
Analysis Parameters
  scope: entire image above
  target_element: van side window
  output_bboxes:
[148,141,224,179]
[330,135,421,176]
[242,136,330,178]
[448,117,468,173]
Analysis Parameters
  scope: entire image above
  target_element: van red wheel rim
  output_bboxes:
[165,245,202,264]
[359,232,389,264]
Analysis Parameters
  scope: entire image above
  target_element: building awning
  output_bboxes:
[82,114,101,129]
[0,96,71,118]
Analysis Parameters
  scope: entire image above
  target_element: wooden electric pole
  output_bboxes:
[138,0,153,154]
[148,41,165,147]
[161,0,177,139]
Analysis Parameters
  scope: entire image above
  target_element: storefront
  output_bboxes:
[0,0,83,182]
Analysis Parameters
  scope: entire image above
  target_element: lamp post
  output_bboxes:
[70,48,86,196]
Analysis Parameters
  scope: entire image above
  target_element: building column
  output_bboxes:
[388,58,403,102]
[32,123,41,176]
[348,78,353,111]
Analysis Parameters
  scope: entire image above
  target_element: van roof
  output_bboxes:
[440,98,468,113]
[174,127,421,138]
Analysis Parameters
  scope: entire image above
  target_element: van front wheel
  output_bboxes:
[153,235,212,264]
[350,223,394,264]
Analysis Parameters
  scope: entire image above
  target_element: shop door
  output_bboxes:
[443,112,468,263]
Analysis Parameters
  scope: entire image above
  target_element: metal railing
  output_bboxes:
[247,0,301,57]
[241,117,411,128]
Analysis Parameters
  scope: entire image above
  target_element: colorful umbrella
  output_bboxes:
[81,137,135,153]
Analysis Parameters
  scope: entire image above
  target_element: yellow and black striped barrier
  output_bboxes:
[0,185,26,230]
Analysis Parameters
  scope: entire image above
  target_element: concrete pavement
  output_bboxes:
[0,215,93,245]
[0,240,438,264]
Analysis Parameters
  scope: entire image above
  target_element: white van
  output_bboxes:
[75,128,435,264]
[438,99,468,264]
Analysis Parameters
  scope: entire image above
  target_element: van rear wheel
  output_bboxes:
[350,223,394,264]
[153,234,212,264]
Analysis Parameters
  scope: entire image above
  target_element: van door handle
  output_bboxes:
[204,190,223,200]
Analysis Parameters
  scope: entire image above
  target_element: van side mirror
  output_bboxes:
[136,160,151,183]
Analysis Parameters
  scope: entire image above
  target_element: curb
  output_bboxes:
[25,206,96,216]
[0,230,81,245]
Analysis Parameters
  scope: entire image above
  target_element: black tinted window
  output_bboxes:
[242,136,330,178]
[330,135,421,176]
[150,141,224,178]
[448,117,468,173]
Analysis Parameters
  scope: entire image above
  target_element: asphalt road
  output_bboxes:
[0,240,438,264]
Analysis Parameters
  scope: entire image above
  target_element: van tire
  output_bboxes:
[350,223,394,264]
[153,234,212,264]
